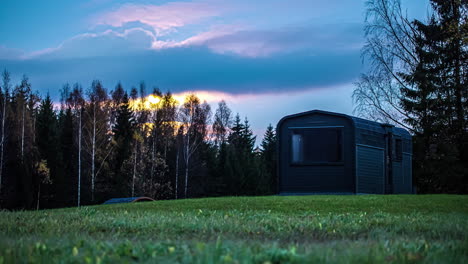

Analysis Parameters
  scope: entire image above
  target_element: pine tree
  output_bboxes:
[57,108,75,206]
[36,94,59,207]
[37,94,58,165]
[225,114,257,195]
[401,0,467,193]
[260,124,277,194]
[112,92,135,197]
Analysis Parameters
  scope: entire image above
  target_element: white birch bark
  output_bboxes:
[0,82,7,194]
[91,104,96,201]
[21,103,25,161]
[184,131,190,198]
[132,143,137,197]
[175,146,179,199]
[77,109,82,207]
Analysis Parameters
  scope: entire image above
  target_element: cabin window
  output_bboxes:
[290,128,343,164]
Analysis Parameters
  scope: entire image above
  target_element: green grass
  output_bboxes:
[1,195,467,263]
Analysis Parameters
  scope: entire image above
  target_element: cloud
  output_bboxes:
[27,28,155,59]
[93,1,226,37]
[194,23,364,57]
[19,20,363,60]
[0,45,25,60]
[0,45,361,99]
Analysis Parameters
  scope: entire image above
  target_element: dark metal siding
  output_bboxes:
[278,112,355,193]
[392,162,404,194]
[277,110,413,194]
[356,145,385,194]
[402,153,413,193]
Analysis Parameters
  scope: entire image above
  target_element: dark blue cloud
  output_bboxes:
[0,45,361,99]
[1,47,362,98]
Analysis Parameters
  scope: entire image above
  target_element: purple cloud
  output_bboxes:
[93,1,226,36]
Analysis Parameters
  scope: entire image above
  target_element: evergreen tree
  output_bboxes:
[225,114,257,195]
[401,0,467,193]
[37,94,58,168]
[57,108,75,207]
[36,94,59,207]
[112,92,135,197]
[260,124,277,194]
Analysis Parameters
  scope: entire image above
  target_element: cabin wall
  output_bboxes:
[354,121,387,194]
[278,110,413,195]
[278,113,355,193]
[392,136,413,194]
[356,145,385,194]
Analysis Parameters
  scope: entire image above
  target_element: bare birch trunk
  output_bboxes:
[132,142,137,197]
[91,106,96,201]
[150,134,155,185]
[175,146,179,199]
[0,86,6,195]
[184,133,189,198]
[77,110,82,207]
[21,103,25,161]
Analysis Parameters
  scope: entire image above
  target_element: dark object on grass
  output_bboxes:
[103,197,155,204]
[277,110,412,195]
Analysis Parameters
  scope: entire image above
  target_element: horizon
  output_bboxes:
[0,0,430,138]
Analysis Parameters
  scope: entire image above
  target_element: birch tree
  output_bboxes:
[0,70,10,195]
[85,80,111,201]
[213,100,232,147]
[66,84,85,207]
[353,0,418,128]
[179,94,211,198]
[15,76,32,161]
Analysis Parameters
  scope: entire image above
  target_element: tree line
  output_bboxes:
[354,0,467,193]
[0,73,277,209]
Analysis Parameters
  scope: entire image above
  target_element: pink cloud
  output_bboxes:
[94,1,225,36]
[150,25,245,49]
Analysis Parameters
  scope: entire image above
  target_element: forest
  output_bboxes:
[0,76,278,209]
[0,0,467,210]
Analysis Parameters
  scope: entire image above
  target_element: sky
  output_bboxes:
[0,0,429,141]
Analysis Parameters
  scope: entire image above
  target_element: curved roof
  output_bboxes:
[277,109,411,139]
[277,109,354,130]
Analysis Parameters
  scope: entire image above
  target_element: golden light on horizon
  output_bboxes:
[129,90,235,112]
[129,94,162,111]
[147,94,161,105]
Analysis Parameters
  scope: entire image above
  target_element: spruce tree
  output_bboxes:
[37,94,58,167]
[260,124,277,194]
[57,108,75,206]
[36,94,59,206]
[226,115,257,195]
[112,92,135,196]
[401,0,467,193]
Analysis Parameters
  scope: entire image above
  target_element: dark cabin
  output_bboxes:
[277,110,413,194]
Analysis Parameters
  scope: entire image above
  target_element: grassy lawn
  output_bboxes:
[0,195,467,263]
